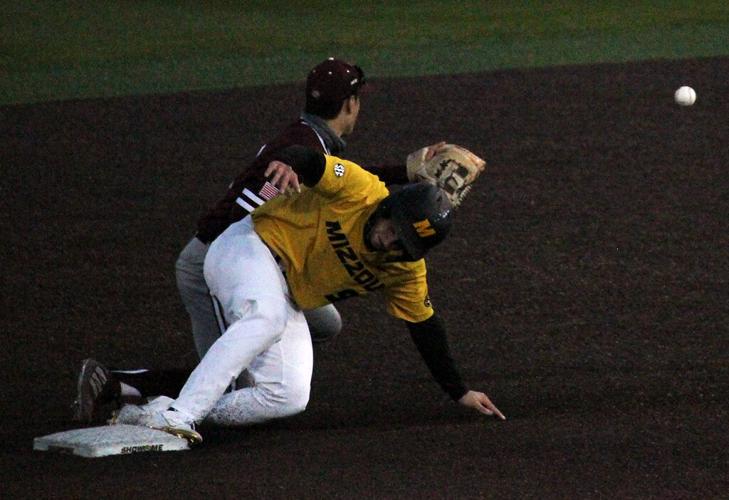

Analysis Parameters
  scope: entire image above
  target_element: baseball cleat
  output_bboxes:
[110,399,202,445]
[72,358,122,424]
[109,396,174,425]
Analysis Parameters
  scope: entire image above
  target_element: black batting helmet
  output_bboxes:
[373,183,453,261]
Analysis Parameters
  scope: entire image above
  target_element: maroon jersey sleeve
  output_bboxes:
[196,121,325,243]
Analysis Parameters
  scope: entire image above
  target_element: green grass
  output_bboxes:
[2,1,728,105]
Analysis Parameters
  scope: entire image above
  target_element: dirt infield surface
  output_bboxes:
[3,57,727,498]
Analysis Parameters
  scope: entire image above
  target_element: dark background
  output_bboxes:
[2,57,727,498]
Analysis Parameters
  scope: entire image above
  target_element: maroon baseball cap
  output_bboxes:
[306,57,366,104]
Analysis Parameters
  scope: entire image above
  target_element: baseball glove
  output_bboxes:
[406,144,486,208]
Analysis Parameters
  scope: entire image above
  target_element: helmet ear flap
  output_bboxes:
[367,195,392,228]
[364,196,393,250]
[377,196,392,219]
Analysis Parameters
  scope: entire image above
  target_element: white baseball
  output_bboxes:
[674,86,696,106]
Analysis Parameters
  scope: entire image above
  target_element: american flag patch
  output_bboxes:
[258,182,280,201]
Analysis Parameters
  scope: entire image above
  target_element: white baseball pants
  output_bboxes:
[171,217,313,426]
[176,236,342,360]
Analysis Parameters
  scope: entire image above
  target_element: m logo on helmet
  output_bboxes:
[413,219,435,237]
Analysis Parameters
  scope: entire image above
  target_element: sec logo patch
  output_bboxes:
[334,163,345,177]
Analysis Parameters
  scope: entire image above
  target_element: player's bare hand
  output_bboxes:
[424,141,448,160]
[265,160,301,194]
[458,390,506,420]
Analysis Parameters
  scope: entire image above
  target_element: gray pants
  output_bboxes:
[175,236,342,359]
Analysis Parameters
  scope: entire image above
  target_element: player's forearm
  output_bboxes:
[406,314,468,401]
[362,163,408,185]
[265,145,325,186]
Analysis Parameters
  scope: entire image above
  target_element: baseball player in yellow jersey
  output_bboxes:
[113,146,503,442]
[253,153,431,320]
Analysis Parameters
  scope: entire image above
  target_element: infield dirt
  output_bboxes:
[2,57,727,498]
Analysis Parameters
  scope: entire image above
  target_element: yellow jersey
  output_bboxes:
[252,155,434,323]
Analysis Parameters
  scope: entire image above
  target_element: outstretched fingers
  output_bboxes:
[459,390,506,420]
[478,394,506,420]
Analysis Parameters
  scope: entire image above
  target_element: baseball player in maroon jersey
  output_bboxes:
[178,57,447,358]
